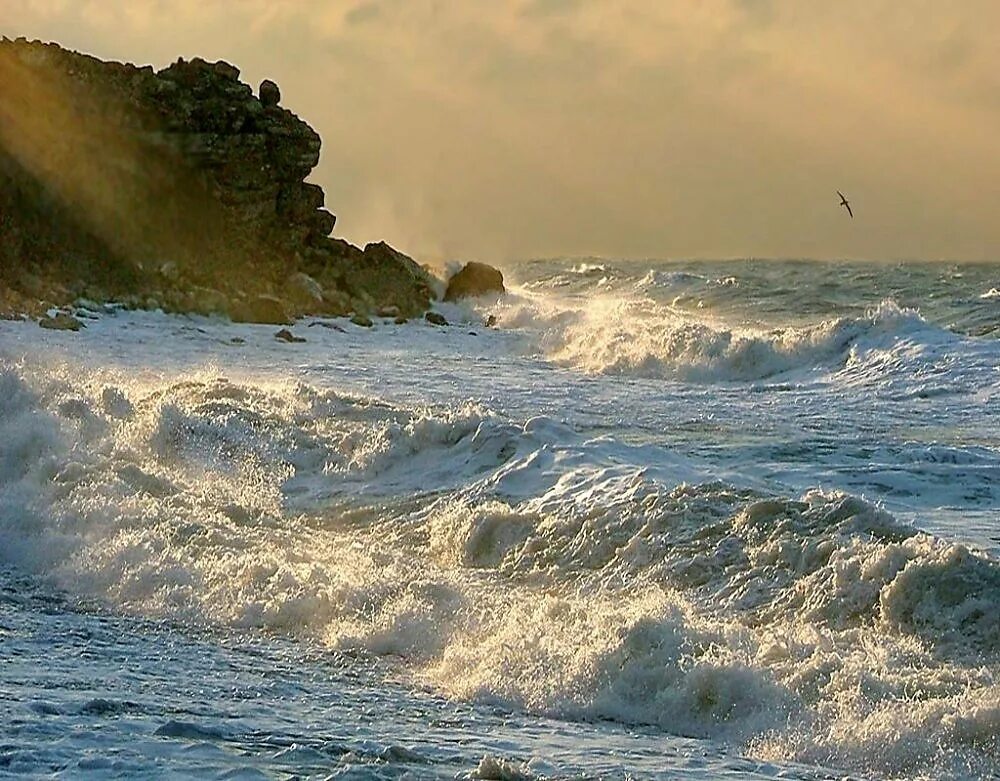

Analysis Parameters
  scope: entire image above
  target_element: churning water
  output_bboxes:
[1,259,998,779]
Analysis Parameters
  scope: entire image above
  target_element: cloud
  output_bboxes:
[1,0,998,260]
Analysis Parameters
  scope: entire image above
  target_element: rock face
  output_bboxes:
[0,38,435,320]
[443,262,505,302]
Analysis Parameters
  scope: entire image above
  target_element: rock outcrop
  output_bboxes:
[443,262,505,301]
[0,38,435,320]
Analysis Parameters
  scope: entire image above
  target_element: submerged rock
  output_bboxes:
[274,327,305,343]
[350,313,373,328]
[444,262,505,301]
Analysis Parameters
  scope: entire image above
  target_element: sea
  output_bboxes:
[0,258,998,780]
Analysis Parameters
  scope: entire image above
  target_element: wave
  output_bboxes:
[494,288,982,385]
[0,356,997,778]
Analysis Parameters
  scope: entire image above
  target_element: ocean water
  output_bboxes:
[0,258,998,780]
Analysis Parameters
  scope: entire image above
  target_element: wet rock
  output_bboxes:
[307,321,346,332]
[444,262,505,301]
[393,315,408,325]
[342,242,436,318]
[425,311,448,326]
[350,313,373,328]
[485,314,498,328]
[229,294,290,325]
[39,312,83,331]
[274,327,305,343]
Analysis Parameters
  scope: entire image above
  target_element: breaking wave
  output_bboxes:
[492,283,996,388]
[0,355,997,778]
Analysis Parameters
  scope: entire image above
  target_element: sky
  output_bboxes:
[3,1,999,262]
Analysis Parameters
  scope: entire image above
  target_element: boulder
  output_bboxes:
[284,272,324,311]
[443,262,505,301]
[274,327,305,343]
[213,60,240,81]
[321,289,352,316]
[229,294,291,325]
[259,78,281,107]
[189,286,229,315]
[39,312,83,331]
[425,311,448,326]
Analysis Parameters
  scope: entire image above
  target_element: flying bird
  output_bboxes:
[837,190,853,218]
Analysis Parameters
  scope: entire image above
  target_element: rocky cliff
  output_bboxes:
[0,38,435,320]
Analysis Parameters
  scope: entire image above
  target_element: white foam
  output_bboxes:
[490,285,968,384]
[0,307,997,779]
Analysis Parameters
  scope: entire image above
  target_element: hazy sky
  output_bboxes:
[4,1,999,261]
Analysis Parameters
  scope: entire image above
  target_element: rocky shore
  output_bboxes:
[0,38,504,325]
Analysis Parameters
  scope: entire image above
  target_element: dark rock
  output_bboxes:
[259,79,280,107]
[485,314,498,327]
[274,327,305,343]
[39,312,83,331]
[0,40,435,320]
[307,321,346,332]
[393,316,408,325]
[310,208,337,237]
[341,242,435,318]
[229,294,290,324]
[213,60,240,81]
[444,262,505,301]
[350,313,373,328]
[425,311,448,326]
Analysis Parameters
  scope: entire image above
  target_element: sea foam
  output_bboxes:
[0,347,997,778]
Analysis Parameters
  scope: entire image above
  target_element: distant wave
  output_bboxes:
[1,355,997,778]
[981,288,1000,301]
[569,262,608,276]
[493,286,981,385]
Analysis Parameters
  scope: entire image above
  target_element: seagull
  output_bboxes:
[837,190,853,218]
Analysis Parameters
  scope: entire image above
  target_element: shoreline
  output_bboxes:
[0,38,502,326]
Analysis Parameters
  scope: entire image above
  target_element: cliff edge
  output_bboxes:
[0,38,435,321]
